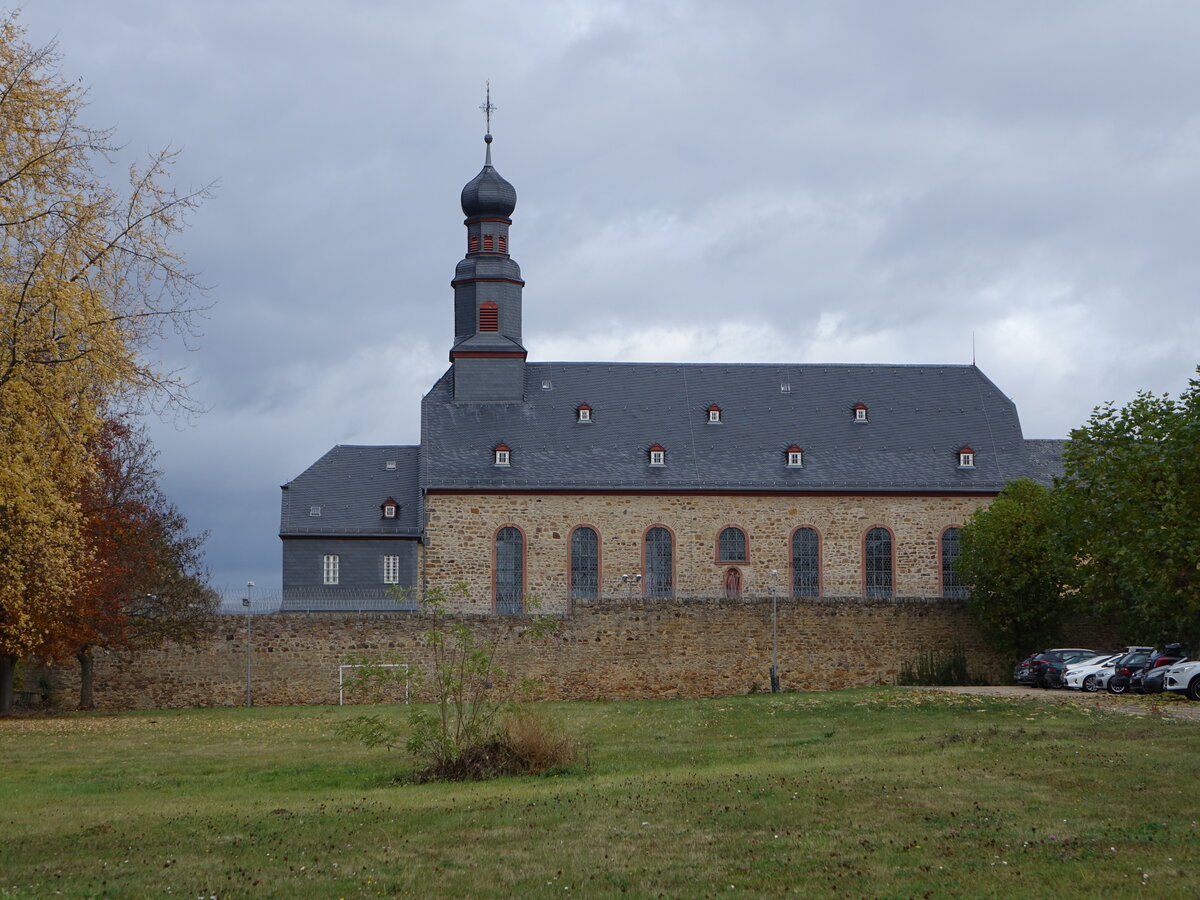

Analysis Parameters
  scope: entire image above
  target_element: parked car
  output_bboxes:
[1014,649,1098,688]
[1129,645,1187,694]
[1062,653,1121,692]
[1164,659,1200,701]
[1091,647,1154,692]
[1105,649,1159,694]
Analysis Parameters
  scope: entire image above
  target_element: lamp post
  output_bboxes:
[243,581,254,707]
[769,570,780,693]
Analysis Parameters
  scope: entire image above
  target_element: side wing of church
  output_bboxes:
[280,130,1062,613]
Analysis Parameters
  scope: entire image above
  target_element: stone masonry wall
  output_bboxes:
[423,492,992,612]
[42,599,1120,710]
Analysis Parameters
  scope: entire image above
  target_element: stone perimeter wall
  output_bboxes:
[44,598,1119,710]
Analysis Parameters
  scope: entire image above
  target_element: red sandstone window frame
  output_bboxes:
[861,524,896,598]
[642,524,676,597]
[939,524,968,599]
[789,524,823,598]
[715,524,749,563]
[567,524,602,603]
[492,523,527,614]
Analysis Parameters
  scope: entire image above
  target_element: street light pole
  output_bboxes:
[243,581,254,707]
[769,570,780,693]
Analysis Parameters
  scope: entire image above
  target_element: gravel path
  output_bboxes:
[926,684,1200,721]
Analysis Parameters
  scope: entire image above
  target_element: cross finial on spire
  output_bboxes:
[480,80,496,134]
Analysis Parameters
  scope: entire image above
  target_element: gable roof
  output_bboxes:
[421,362,1048,493]
[280,445,421,537]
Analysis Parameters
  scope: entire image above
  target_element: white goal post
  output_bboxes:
[338,664,410,705]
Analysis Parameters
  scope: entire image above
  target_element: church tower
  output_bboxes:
[449,128,527,401]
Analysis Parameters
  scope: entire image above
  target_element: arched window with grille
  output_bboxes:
[791,526,820,597]
[644,526,673,597]
[864,526,893,598]
[494,526,524,614]
[941,526,967,598]
[717,526,747,562]
[570,526,599,600]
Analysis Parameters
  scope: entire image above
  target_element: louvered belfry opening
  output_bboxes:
[478,302,499,332]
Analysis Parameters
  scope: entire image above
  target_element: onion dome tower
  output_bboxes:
[449,101,527,402]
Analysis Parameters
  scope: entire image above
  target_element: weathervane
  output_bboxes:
[480,80,496,134]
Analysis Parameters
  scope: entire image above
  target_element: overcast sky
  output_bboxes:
[15,1,1200,603]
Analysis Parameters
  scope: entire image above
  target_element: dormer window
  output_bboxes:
[577,404,592,423]
[478,302,499,332]
[853,403,868,422]
[494,444,511,467]
[384,506,396,518]
[309,505,321,517]
[787,445,803,468]
[648,444,666,467]
[385,459,397,470]
[707,405,722,424]
[958,446,975,468]
[381,497,399,519]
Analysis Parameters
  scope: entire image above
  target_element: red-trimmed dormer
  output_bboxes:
[494,443,511,467]
[707,404,722,424]
[786,445,803,467]
[958,446,975,468]
[648,444,666,467]
[853,403,868,422]
[576,403,592,423]
[380,497,400,519]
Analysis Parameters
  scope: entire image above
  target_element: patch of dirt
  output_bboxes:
[926,684,1200,720]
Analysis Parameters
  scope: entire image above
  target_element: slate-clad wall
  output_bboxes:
[423,492,992,610]
[43,598,1121,710]
[281,538,419,610]
[452,356,526,401]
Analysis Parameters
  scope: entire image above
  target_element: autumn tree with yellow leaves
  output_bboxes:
[1,13,212,714]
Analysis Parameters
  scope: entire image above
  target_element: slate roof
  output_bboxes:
[1023,438,1067,485]
[421,362,1055,493]
[280,445,421,537]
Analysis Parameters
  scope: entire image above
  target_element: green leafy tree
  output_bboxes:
[1058,371,1200,648]
[956,478,1077,662]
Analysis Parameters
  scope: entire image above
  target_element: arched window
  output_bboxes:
[941,527,967,598]
[723,567,742,598]
[791,527,820,597]
[644,527,673,597]
[717,526,747,562]
[864,527,893,598]
[570,527,599,600]
[495,526,523,614]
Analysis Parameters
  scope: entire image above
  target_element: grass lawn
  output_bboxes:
[1,689,1198,898]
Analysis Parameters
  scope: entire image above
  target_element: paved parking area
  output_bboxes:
[928,684,1200,720]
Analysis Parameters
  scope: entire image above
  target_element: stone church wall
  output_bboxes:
[40,599,1119,710]
[423,492,992,612]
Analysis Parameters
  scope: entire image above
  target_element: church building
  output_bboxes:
[279,130,1062,613]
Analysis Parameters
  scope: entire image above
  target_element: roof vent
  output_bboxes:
[780,382,791,393]
[385,460,397,470]
[309,505,321,517]
[542,379,552,390]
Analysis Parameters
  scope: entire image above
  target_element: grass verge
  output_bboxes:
[1,689,1198,898]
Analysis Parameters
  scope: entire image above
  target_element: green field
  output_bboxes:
[1,690,1198,898]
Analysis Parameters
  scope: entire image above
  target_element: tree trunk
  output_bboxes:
[0,654,15,717]
[77,647,95,710]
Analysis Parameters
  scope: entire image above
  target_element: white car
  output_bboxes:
[1062,654,1121,692]
[1089,647,1155,693]
[1163,660,1200,701]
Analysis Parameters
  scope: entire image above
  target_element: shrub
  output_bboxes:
[896,646,972,686]
[339,584,582,782]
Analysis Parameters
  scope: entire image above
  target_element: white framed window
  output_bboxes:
[787,449,803,467]
[577,406,591,423]
[323,554,339,585]
[649,447,666,466]
[959,451,975,468]
[309,505,321,517]
[383,555,400,584]
[383,505,396,519]
[708,407,721,423]
[495,447,510,466]
[854,405,868,422]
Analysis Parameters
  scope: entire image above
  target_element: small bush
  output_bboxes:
[897,646,972,686]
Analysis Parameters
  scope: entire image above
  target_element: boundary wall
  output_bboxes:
[42,597,1120,710]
